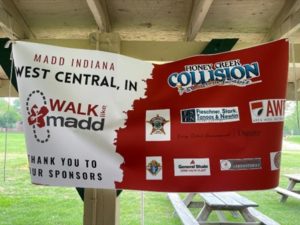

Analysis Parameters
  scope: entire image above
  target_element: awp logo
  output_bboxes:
[249,99,285,123]
[250,102,263,117]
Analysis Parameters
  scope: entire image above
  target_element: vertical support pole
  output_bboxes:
[83,32,121,225]
[84,189,118,225]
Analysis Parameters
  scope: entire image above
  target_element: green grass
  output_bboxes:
[0,132,300,225]
[285,135,300,144]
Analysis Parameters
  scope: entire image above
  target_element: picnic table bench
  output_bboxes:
[168,192,280,225]
[275,174,300,202]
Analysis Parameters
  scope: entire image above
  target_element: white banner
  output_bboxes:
[12,40,288,192]
[13,41,153,188]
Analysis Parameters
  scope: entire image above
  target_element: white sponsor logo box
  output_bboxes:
[174,158,210,176]
[146,109,170,141]
[146,156,163,180]
[249,99,285,123]
[220,158,262,171]
[270,151,281,171]
[181,107,239,123]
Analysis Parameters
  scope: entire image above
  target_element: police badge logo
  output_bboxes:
[147,114,169,135]
[145,109,171,141]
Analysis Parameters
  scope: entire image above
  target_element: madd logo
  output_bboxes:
[26,90,107,143]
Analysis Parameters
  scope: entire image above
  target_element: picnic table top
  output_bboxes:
[169,192,280,225]
[200,192,258,209]
[285,174,300,181]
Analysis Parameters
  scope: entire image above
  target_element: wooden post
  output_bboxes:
[83,32,121,225]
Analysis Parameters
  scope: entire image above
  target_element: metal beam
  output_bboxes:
[86,0,111,32]
[266,0,300,41]
[186,0,214,41]
[0,0,35,39]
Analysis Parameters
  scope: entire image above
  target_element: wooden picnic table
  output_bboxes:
[196,192,258,224]
[275,174,300,202]
[168,192,280,225]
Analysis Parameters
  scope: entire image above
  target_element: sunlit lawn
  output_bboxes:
[0,132,300,225]
[285,135,300,145]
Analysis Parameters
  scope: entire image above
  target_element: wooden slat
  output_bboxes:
[197,204,212,222]
[200,192,258,210]
[240,208,257,223]
[248,207,280,225]
[186,0,214,41]
[266,0,300,40]
[213,192,242,207]
[285,174,300,181]
[168,193,199,225]
[227,192,258,207]
[183,193,196,206]
[86,0,111,32]
[275,187,300,201]
[197,222,259,225]
[0,0,35,38]
[200,193,226,206]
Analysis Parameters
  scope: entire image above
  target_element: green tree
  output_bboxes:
[284,101,300,134]
[0,98,22,128]
[12,98,21,113]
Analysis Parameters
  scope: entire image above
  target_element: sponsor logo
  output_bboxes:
[147,114,169,135]
[146,109,170,141]
[26,90,107,143]
[28,104,49,128]
[174,158,210,176]
[220,158,262,171]
[146,156,162,180]
[270,151,281,171]
[181,107,239,123]
[167,59,261,95]
[249,99,285,123]
[26,90,51,143]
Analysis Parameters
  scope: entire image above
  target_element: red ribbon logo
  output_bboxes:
[28,104,49,128]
